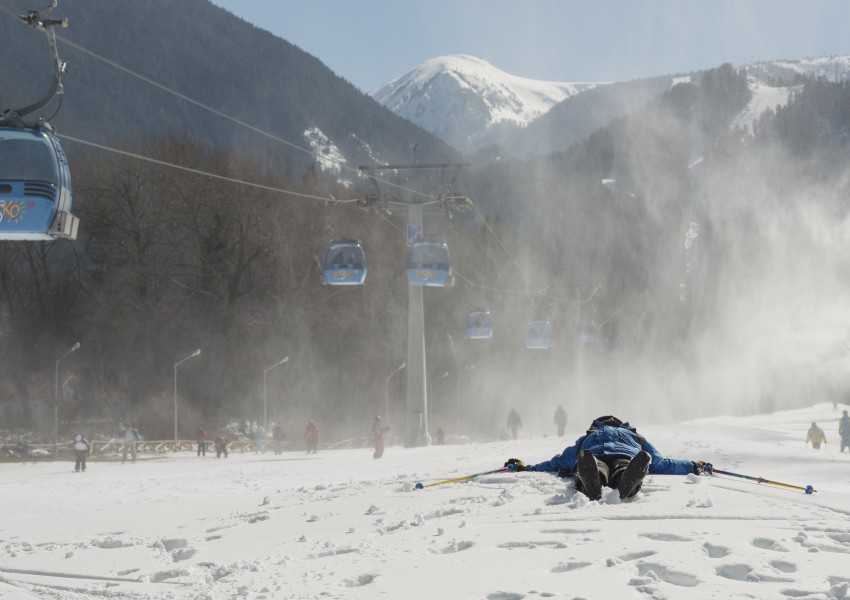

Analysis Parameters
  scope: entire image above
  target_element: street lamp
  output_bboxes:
[384,362,406,426]
[54,342,80,454]
[263,356,289,432]
[174,349,201,442]
[429,370,450,400]
[427,371,450,440]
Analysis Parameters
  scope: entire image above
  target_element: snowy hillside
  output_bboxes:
[734,55,850,133]
[748,55,850,85]
[1,404,848,599]
[734,80,798,132]
[371,55,601,151]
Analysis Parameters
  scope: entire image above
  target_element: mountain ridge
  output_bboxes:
[373,52,850,158]
[371,54,601,152]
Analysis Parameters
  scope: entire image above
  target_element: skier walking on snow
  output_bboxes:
[504,415,711,501]
[304,420,319,454]
[371,416,384,459]
[273,423,285,455]
[507,408,522,440]
[119,423,139,463]
[806,422,827,449]
[554,405,568,437]
[840,410,850,453]
[73,433,90,472]
[196,426,208,456]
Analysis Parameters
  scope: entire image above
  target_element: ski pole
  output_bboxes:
[414,467,509,490]
[707,466,816,495]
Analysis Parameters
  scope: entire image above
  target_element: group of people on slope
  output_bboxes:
[195,427,231,458]
[503,405,569,441]
[68,423,139,471]
[808,410,850,452]
[193,420,309,457]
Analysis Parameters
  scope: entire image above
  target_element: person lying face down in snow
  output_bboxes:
[505,415,711,501]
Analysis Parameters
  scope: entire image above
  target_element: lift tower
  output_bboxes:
[358,163,470,447]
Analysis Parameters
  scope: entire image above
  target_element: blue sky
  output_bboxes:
[211,1,850,93]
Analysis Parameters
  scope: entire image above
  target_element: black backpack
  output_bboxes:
[587,415,638,434]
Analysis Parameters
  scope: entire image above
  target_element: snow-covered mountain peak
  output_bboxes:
[371,54,602,150]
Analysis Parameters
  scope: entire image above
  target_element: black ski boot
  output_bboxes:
[576,450,603,501]
[617,451,651,499]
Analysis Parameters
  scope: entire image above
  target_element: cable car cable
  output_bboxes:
[452,270,548,297]
[0,4,441,204]
[468,201,530,288]
[57,133,344,204]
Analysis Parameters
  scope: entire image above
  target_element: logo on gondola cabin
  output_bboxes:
[0,199,26,224]
[333,270,353,280]
[415,270,434,279]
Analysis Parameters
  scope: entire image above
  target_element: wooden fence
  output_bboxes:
[13,435,397,457]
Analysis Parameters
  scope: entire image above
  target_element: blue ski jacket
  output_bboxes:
[527,424,694,476]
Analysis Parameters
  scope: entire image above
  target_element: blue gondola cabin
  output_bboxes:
[466,309,494,339]
[525,320,552,349]
[0,127,78,240]
[322,240,367,285]
[406,240,451,287]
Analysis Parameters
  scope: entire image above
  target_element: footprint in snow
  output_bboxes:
[635,562,700,587]
[551,561,592,573]
[752,537,788,552]
[639,532,693,542]
[343,573,377,587]
[703,542,731,558]
[608,550,656,565]
[430,540,474,554]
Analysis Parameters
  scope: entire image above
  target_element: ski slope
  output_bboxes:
[0,404,848,599]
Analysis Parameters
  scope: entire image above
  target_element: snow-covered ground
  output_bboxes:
[1,404,848,599]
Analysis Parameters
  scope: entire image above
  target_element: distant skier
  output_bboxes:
[119,423,140,463]
[304,420,319,454]
[273,423,285,455]
[507,408,522,440]
[504,415,711,501]
[254,425,265,454]
[806,422,827,450]
[371,416,384,459]
[840,410,850,453]
[436,427,444,445]
[554,405,568,437]
[73,433,90,473]
[215,433,229,458]
[196,426,208,456]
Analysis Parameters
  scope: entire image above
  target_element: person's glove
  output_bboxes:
[693,461,712,475]
[504,458,526,472]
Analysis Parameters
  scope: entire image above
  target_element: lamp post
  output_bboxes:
[575,284,602,421]
[263,356,289,432]
[53,342,80,454]
[384,362,406,427]
[429,370,450,408]
[174,349,201,442]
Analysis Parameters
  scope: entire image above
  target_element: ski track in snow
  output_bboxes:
[1,404,849,599]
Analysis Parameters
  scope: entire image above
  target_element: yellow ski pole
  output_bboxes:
[708,467,816,494]
[414,467,509,490]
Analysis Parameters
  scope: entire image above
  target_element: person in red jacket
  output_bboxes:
[196,426,208,456]
[215,433,229,458]
[371,416,385,459]
[304,420,319,454]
